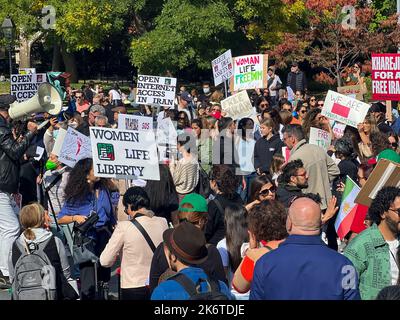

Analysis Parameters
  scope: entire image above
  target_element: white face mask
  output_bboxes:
[69,121,78,129]
[203,87,210,94]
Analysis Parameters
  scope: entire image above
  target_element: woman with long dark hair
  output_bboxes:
[205,165,243,245]
[246,175,276,211]
[58,158,117,300]
[217,204,249,299]
[144,164,179,224]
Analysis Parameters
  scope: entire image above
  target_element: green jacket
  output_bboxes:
[344,224,392,300]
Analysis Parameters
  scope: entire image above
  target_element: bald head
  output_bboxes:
[287,198,321,235]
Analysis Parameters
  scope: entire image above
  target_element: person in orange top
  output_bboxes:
[232,200,287,294]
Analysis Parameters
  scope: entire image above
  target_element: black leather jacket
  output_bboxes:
[0,115,35,194]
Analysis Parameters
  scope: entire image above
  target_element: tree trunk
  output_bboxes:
[60,42,78,83]
[52,43,62,71]
[18,31,42,68]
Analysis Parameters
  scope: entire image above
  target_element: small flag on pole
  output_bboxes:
[335,176,361,239]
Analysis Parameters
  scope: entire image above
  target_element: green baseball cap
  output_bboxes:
[179,193,208,213]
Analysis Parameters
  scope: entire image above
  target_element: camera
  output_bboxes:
[73,211,99,235]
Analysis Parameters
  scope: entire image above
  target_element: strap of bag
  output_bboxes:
[172,273,198,297]
[213,198,224,216]
[131,218,156,253]
[173,273,220,297]
[44,173,63,193]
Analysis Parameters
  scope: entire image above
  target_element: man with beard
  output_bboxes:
[344,187,400,300]
[282,124,339,210]
[151,221,233,300]
[276,160,308,207]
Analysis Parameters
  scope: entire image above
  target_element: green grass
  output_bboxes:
[0,81,10,94]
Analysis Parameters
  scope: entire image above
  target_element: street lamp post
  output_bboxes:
[1,18,15,79]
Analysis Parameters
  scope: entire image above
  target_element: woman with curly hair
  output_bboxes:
[58,158,117,300]
[205,165,243,245]
[232,200,288,294]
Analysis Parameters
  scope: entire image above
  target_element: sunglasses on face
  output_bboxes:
[300,109,307,114]
[259,186,277,196]
[310,98,316,101]
[389,208,400,215]
[317,103,324,107]
[260,103,268,107]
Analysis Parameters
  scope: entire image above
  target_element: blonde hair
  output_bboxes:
[20,203,46,240]
[210,90,224,103]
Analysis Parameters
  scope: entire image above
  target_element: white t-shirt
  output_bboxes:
[217,238,250,300]
[238,138,256,174]
[109,89,122,101]
[386,239,399,285]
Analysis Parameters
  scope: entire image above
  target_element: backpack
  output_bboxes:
[195,166,211,198]
[173,273,229,300]
[11,237,58,300]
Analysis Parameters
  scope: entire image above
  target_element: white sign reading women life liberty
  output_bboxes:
[135,75,177,108]
[90,127,160,181]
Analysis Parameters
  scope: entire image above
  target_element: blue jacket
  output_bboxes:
[58,188,116,229]
[250,235,361,300]
[151,267,234,300]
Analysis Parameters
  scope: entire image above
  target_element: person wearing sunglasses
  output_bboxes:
[309,96,317,109]
[371,131,400,165]
[245,175,276,211]
[275,160,308,208]
[317,100,324,109]
[344,186,400,300]
[282,124,339,211]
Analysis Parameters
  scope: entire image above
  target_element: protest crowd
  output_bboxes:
[1,58,400,302]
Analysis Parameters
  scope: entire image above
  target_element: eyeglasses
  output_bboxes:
[389,208,400,215]
[310,98,316,101]
[259,186,277,196]
[260,103,268,107]
[179,117,186,120]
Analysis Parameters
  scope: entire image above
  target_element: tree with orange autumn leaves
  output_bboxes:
[269,0,400,87]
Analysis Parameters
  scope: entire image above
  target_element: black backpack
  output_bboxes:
[173,273,230,300]
[195,166,211,198]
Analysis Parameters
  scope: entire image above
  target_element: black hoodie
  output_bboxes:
[254,133,285,174]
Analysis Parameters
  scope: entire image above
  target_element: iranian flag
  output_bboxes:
[334,176,361,239]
